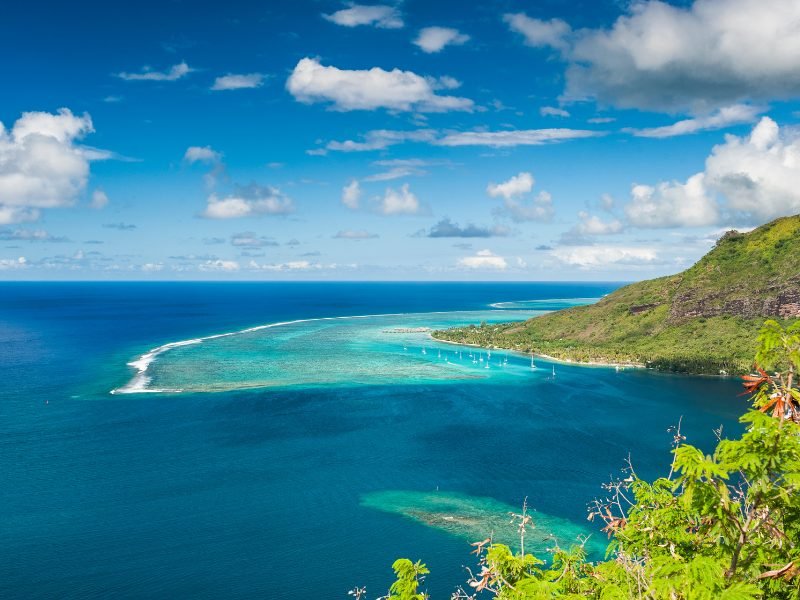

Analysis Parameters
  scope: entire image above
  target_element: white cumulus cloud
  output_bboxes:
[184,145,225,189]
[625,116,800,227]
[626,173,717,228]
[90,189,109,209]
[286,58,473,112]
[342,180,362,209]
[184,146,221,164]
[574,211,623,235]
[487,172,554,223]
[487,172,534,200]
[322,4,403,29]
[413,27,469,53]
[531,0,800,112]
[202,184,294,219]
[211,73,266,91]
[0,108,102,224]
[377,183,420,215]
[705,116,800,222]
[458,249,508,270]
[0,256,27,270]
[117,61,193,82]
[540,106,570,117]
[504,13,572,52]
[504,191,554,223]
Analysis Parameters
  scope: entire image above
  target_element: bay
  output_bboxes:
[0,282,746,599]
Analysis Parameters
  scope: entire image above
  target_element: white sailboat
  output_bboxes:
[530,353,536,369]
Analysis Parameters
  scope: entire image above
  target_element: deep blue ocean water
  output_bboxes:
[0,282,747,598]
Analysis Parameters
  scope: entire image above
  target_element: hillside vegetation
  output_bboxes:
[433,215,800,374]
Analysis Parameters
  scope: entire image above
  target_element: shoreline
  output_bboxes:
[430,334,645,370]
[430,333,742,378]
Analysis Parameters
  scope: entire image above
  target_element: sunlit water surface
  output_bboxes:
[0,282,746,599]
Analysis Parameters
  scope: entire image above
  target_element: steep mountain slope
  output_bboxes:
[433,215,800,374]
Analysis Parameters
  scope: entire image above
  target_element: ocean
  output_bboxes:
[0,282,747,598]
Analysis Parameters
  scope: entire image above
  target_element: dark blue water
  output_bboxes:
[0,282,747,598]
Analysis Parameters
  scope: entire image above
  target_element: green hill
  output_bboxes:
[433,215,800,374]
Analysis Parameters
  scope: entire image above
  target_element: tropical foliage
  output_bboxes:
[359,320,800,599]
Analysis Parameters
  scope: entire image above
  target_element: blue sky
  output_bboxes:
[2,0,800,280]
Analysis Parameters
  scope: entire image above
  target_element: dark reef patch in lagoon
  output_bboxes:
[361,489,607,558]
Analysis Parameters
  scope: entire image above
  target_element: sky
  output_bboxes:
[2,0,800,281]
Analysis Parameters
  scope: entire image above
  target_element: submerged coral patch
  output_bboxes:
[361,489,606,557]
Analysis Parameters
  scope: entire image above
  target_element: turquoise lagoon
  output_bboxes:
[115,305,579,394]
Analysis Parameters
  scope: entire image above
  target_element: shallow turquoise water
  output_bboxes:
[118,308,570,393]
[0,282,747,598]
[361,489,609,557]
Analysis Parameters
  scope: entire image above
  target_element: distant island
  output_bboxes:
[433,215,800,375]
